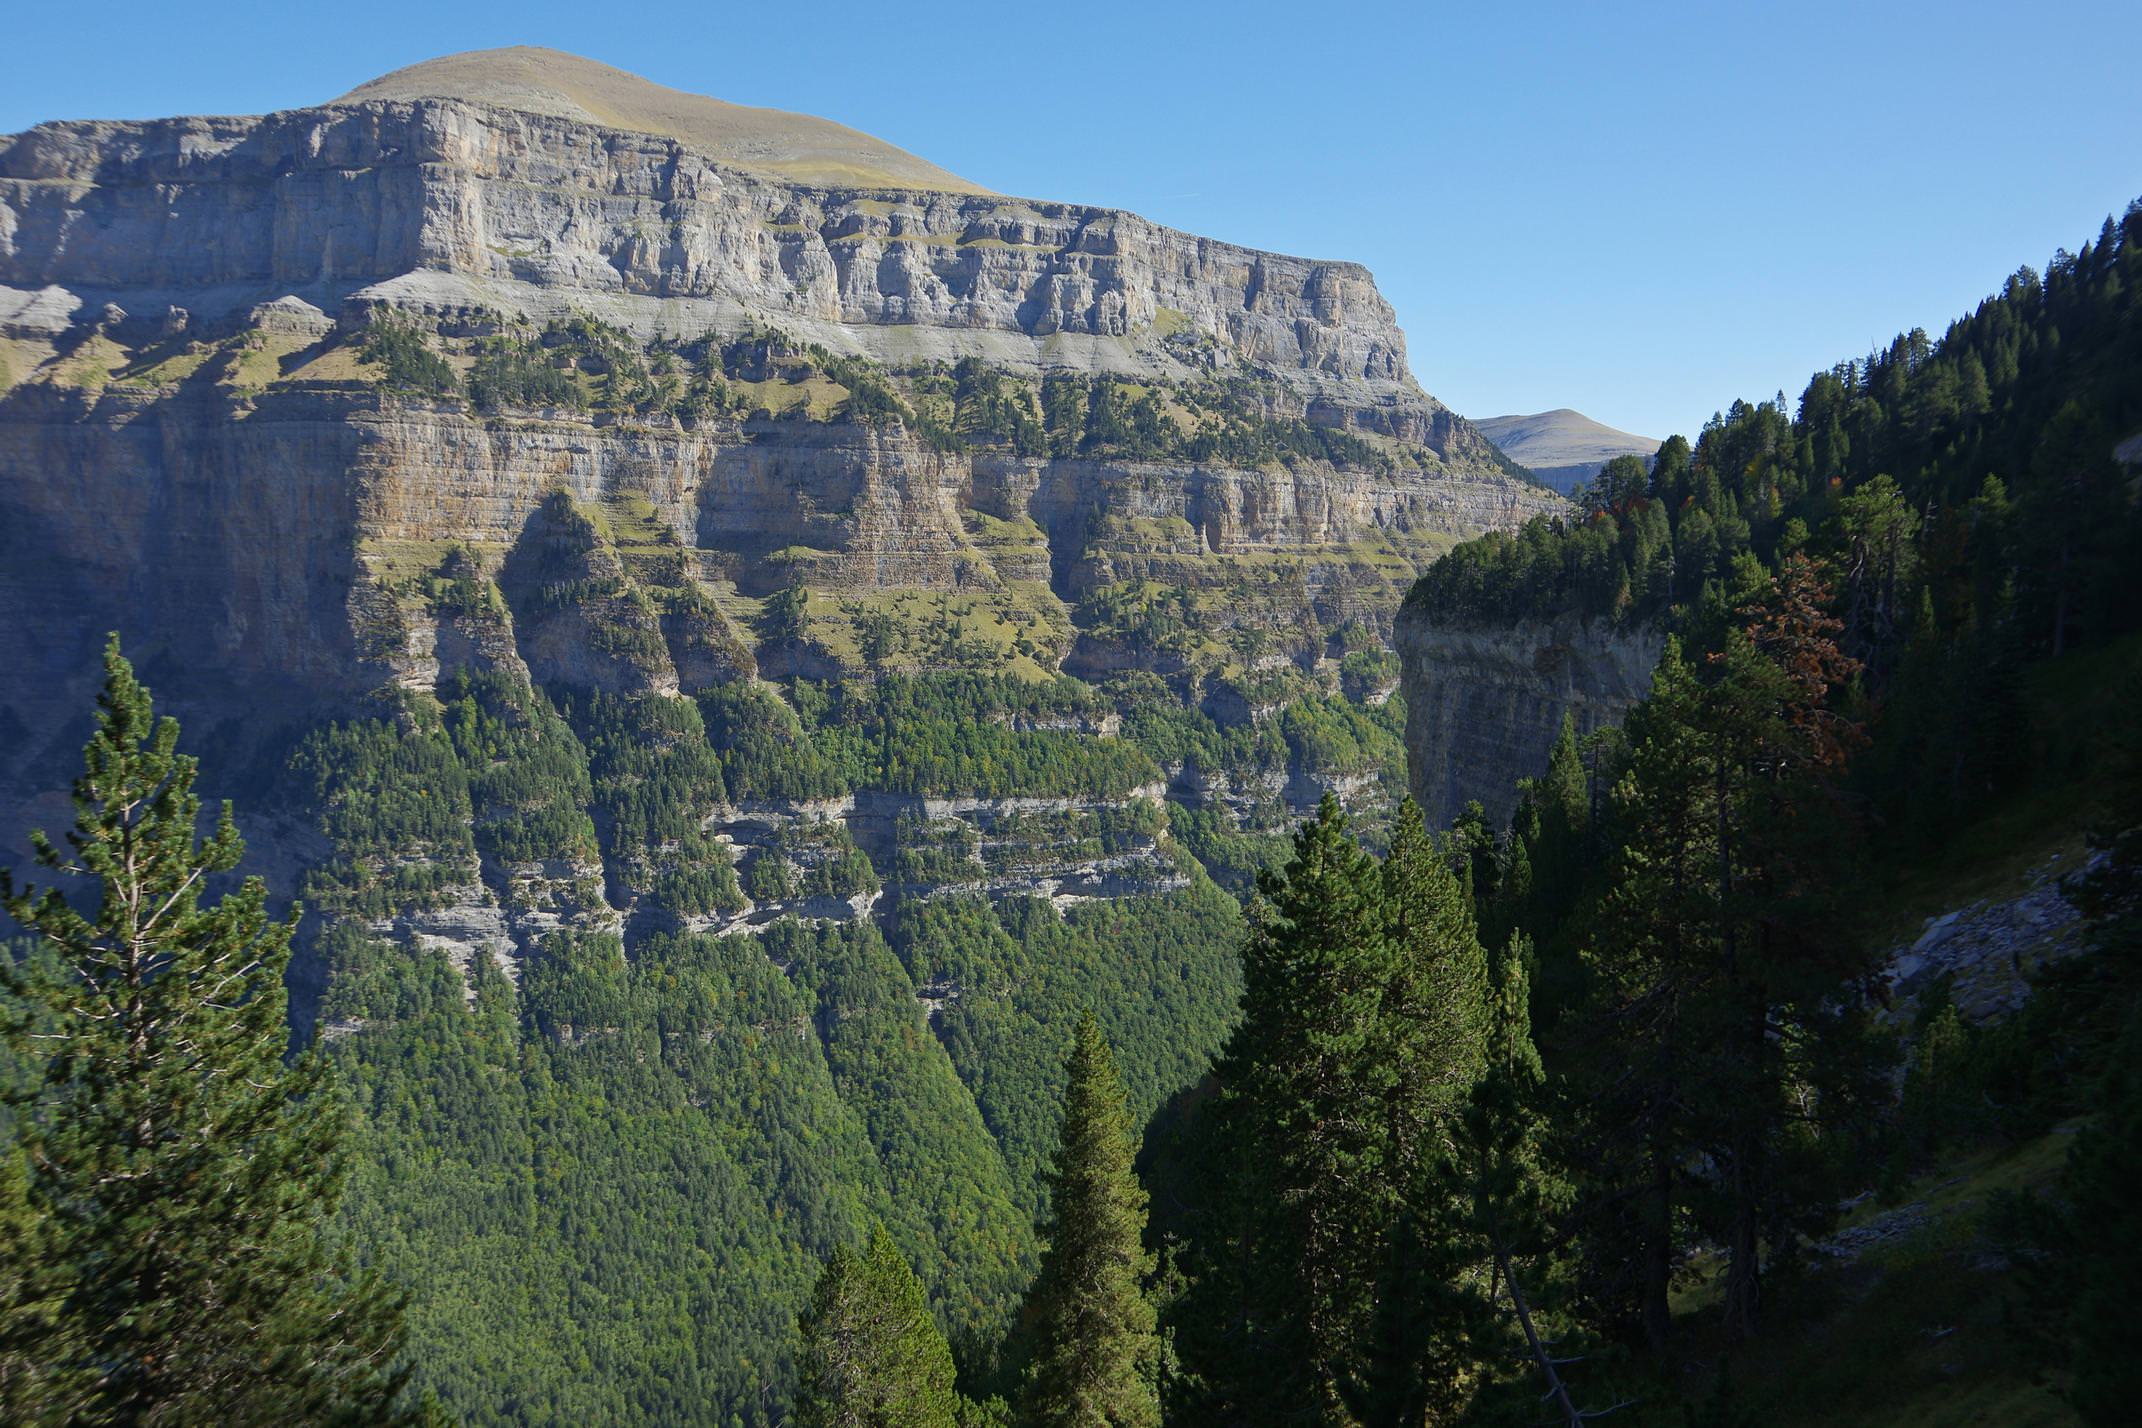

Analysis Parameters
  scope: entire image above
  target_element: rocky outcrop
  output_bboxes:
[500,491,681,696]
[1395,608,1664,828]
[1881,850,2105,1025]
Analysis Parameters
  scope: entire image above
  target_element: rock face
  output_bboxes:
[0,388,1544,753]
[1394,607,1663,829]
[1881,850,2105,1025]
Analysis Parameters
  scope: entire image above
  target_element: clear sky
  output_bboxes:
[6,0,2138,442]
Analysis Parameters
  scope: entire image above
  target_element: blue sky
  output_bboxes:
[6,0,2137,441]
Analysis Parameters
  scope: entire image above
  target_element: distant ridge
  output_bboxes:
[334,46,989,194]
[1475,408,1660,496]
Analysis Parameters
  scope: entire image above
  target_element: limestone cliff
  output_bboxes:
[0,48,1558,948]
[1395,606,1663,829]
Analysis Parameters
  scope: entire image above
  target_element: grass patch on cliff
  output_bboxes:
[788,584,1071,680]
[591,493,678,554]
[956,235,1060,252]
[119,340,220,386]
[36,334,127,392]
[960,511,1053,572]
[1091,512,1204,554]
[360,537,490,590]
[218,331,318,392]
[827,231,960,248]
[280,340,375,385]
[730,373,844,419]
[0,337,47,392]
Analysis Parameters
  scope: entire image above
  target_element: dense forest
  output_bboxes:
[1,198,2138,1426]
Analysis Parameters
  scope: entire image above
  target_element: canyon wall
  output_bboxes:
[1395,606,1664,829]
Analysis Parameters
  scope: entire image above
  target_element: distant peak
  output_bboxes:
[1474,408,1660,477]
[333,47,989,194]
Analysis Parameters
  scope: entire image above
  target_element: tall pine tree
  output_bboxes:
[0,637,417,1426]
[1021,1011,1160,1428]
[1208,795,1399,1423]
[1576,637,1710,1350]
[1440,939,1586,1426]
[1189,796,1496,1424]
[1575,560,1874,1345]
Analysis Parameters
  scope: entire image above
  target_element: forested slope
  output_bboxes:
[1330,197,2142,1423]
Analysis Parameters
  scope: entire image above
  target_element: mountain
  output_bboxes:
[1474,407,1659,495]
[0,51,1555,1425]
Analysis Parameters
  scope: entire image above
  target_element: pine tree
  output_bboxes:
[1209,796,1395,1423]
[1443,939,1585,1427]
[2058,707,2142,1426]
[1022,1012,1160,1428]
[1530,714,1590,925]
[1380,799,1490,1158]
[1193,797,1496,1423]
[1575,562,1872,1346]
[1337,1210,1472,1428]
[796,1223,963,1428]
[1576,638,1710,1349]
[1709,559,1869,1338]
[0,637,416,1426]
[0,1142,57,1419]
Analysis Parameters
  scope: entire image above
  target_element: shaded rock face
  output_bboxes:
[1395,607,1664,829]
[0,390,1546,754]
[1881,850,2105,1026]
[0,384,373,763]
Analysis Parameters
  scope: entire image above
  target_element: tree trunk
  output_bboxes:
[1493,1234,1583,1428]
[1719,997,1767,1342]
[1641,1156,1674,1353]
[1720,1163,1762,1341]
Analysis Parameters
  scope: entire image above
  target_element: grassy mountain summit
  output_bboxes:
[334,45,991,193]
[1475,407,1660,495]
